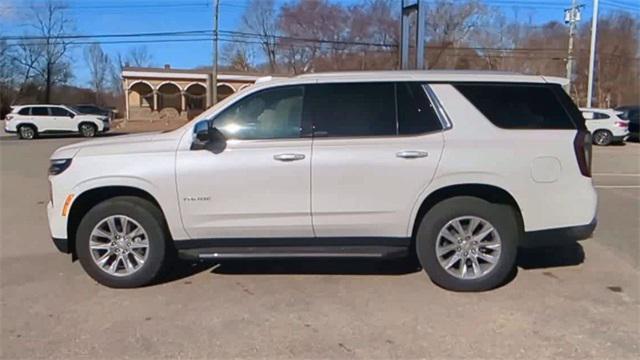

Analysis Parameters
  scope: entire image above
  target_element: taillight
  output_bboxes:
[615,120,629,128]
[6,115,13,120]
[574,130,592,177]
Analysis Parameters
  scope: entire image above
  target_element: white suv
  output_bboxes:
[46,71,597,291]
[580,107,629,145]
[4,105,110,139]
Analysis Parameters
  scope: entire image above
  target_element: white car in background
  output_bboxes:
[580,107,629,146]
[4,104,110,140]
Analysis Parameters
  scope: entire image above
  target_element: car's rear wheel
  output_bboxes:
[592,129,612,146]
[415,196,518,291]
[18,125,37,140]
[76,196,169,288]
[79,123,97,137]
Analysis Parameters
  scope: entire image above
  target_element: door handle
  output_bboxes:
[273,153,305,162]
[396,150,429,159]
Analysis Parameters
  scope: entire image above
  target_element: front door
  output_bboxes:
[49,107,77,131]
[176,85,313,239]
[307,82,445,238]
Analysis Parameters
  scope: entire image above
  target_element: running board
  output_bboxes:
[178,246,408,261]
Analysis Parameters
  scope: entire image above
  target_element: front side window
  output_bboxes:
[212,86,303,140]
[50,107,72,117]
[454,83,577,129]
[306,82,396,137]
[31,107,49,116]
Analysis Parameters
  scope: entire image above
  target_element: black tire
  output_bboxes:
[79,122,97,137]
[592,129,612,146]
[415,196,519,291]
[76,196,170,288]
[17,125,37,140]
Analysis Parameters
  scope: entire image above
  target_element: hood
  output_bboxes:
[50,131,183,159]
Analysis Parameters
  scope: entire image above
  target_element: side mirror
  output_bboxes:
[191,125,227,154]
[69,113,75,118]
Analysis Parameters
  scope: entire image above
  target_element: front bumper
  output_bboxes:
[52,237,70,253]
[520,217,597,248]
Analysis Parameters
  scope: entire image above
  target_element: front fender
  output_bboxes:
[65,176,188,241]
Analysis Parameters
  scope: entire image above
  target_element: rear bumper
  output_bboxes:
[520,217,597,248]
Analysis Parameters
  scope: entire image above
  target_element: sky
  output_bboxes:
[0,0,637,87]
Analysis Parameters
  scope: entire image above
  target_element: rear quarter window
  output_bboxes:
[18,107,30,115]
[454,83,582,130]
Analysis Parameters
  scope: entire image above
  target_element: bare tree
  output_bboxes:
[84,43,112,104]
[242,0,279,72]
[425,0,488,69]
[126,45,154,67]
[28,0,73,103]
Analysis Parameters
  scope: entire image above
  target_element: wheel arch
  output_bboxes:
[66,186,167,257]
[17,122,38,131]
[409,183,523,242]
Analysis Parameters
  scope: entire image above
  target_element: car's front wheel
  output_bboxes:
[415,196,518,291]
[76,196,169,288]
[79,123,97,137]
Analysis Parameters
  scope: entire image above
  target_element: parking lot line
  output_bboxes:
[594,185,640,189]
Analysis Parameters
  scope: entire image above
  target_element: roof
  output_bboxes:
[293,70,568,84]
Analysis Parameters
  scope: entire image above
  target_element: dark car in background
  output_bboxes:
[615,106,639,141]
[72,104,116,120]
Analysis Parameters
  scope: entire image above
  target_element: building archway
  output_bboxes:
[185,83,207,119]
[217,83,235,102]
[129,81,154,110]
[157,82,182,112]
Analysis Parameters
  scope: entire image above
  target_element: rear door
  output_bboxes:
[30,106,52,131]
[307,82,444,238]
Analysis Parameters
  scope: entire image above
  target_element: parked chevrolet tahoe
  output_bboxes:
[47,71,597,291]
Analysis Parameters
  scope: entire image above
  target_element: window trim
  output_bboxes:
[423,84,453,130]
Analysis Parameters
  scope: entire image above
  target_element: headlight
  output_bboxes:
[49,159,72,175]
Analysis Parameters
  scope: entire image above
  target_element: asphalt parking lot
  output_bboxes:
[1,131,638,359]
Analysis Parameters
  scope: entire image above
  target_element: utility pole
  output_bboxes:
[587,0,599,108]
[564,0,583,93]
[211,0,220,107]
[399,0,426,70]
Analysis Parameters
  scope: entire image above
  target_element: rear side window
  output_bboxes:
[31,107,49,116]
[454,83,578,129]
[306,83,396,137]
[18,107,30,115]
[397,83,442,134]
[592,112,610,120]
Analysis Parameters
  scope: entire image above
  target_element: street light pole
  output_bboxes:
[212,0,219,106]
[587,0,599,107]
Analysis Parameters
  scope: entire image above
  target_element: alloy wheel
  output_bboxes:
[435,216,502,279]
[89,215,150,277]
[20,127,35,139]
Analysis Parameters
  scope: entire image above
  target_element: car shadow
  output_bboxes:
[156,243,585,286]
[516,243,585,269]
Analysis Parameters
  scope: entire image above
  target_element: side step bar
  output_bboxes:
[178,246,408,261]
